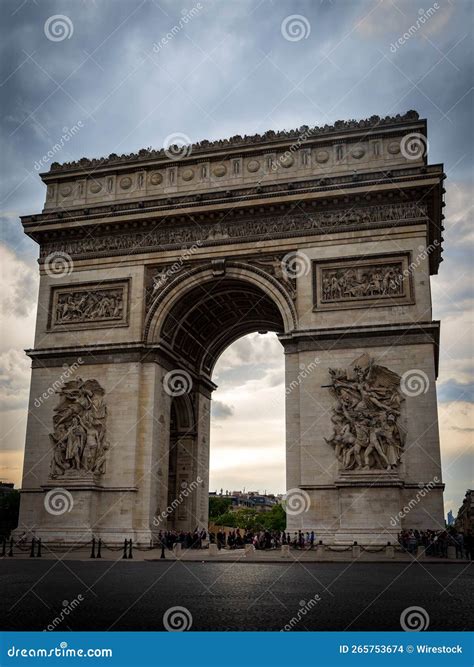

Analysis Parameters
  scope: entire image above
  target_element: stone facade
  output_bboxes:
[17,111,445,544]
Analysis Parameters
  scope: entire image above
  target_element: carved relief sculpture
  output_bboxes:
[49,378,109,478]
[40,202,428,261]
[324,354,406,471]
[321,262,404,303]
[248,255,297,300]
[313,254,413,311]
[50,281,129,330]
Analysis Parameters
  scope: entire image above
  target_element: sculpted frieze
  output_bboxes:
[39,202,428,260]
[313,254,413,311]
[324,354,406,472]
[321,262,404,303]
[49,281,129,330]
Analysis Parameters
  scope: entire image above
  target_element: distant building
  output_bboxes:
[209,490,279,513]
[455,490,474,534]
[446,510,454,526]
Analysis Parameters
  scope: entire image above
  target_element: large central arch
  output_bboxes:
[146,262,294,532]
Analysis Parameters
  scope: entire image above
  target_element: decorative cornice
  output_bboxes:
[38,201,429,262]
[24,163,441,229]
[46,111,421,175]
[279,321,440,376]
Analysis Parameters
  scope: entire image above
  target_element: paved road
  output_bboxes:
[1,560,472,631]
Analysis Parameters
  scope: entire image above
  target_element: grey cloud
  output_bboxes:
[211,400,234,420]
[438,380,474,403]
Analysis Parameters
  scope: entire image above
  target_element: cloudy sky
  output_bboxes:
[1,0,472,516]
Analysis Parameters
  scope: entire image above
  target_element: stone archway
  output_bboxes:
[147,263,292,533]
[17,112,445,546]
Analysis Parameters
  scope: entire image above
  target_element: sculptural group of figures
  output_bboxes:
[322,264,403,302]
[49,378,109,478]
[325,355,406,471]
[41,202,427,260]
[55,290,123,324]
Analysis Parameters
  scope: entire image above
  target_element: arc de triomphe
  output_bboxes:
[17,111,445,545]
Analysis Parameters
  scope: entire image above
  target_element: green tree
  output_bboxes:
[212,502,286,532]
[260,503,286,531]
[209,496,232,519]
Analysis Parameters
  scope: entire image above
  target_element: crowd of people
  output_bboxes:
[157,529,207,550]
[157,529,317,550]
[397,528,473,559]
[156,527,474,559]
[212,529,317,550]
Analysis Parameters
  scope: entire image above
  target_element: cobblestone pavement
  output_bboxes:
[1,560,472,631]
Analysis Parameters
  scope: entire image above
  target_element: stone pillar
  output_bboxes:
[416,545,426,559]
[315,543,325,560]
[245,544,256,558]
[281,545,290,558]
[209,543,218,556]
[280,327,444,546]
[385,544,395,559]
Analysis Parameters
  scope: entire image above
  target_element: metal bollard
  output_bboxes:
[128,539,133,559]
[90,538,96,559]
[97,539,102,559]
[30,538,36,558]
[36,538,42,558]
[8,538,13,557]
[122,539,128,559]
[352,541,361,559]
[160,542,166,559]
